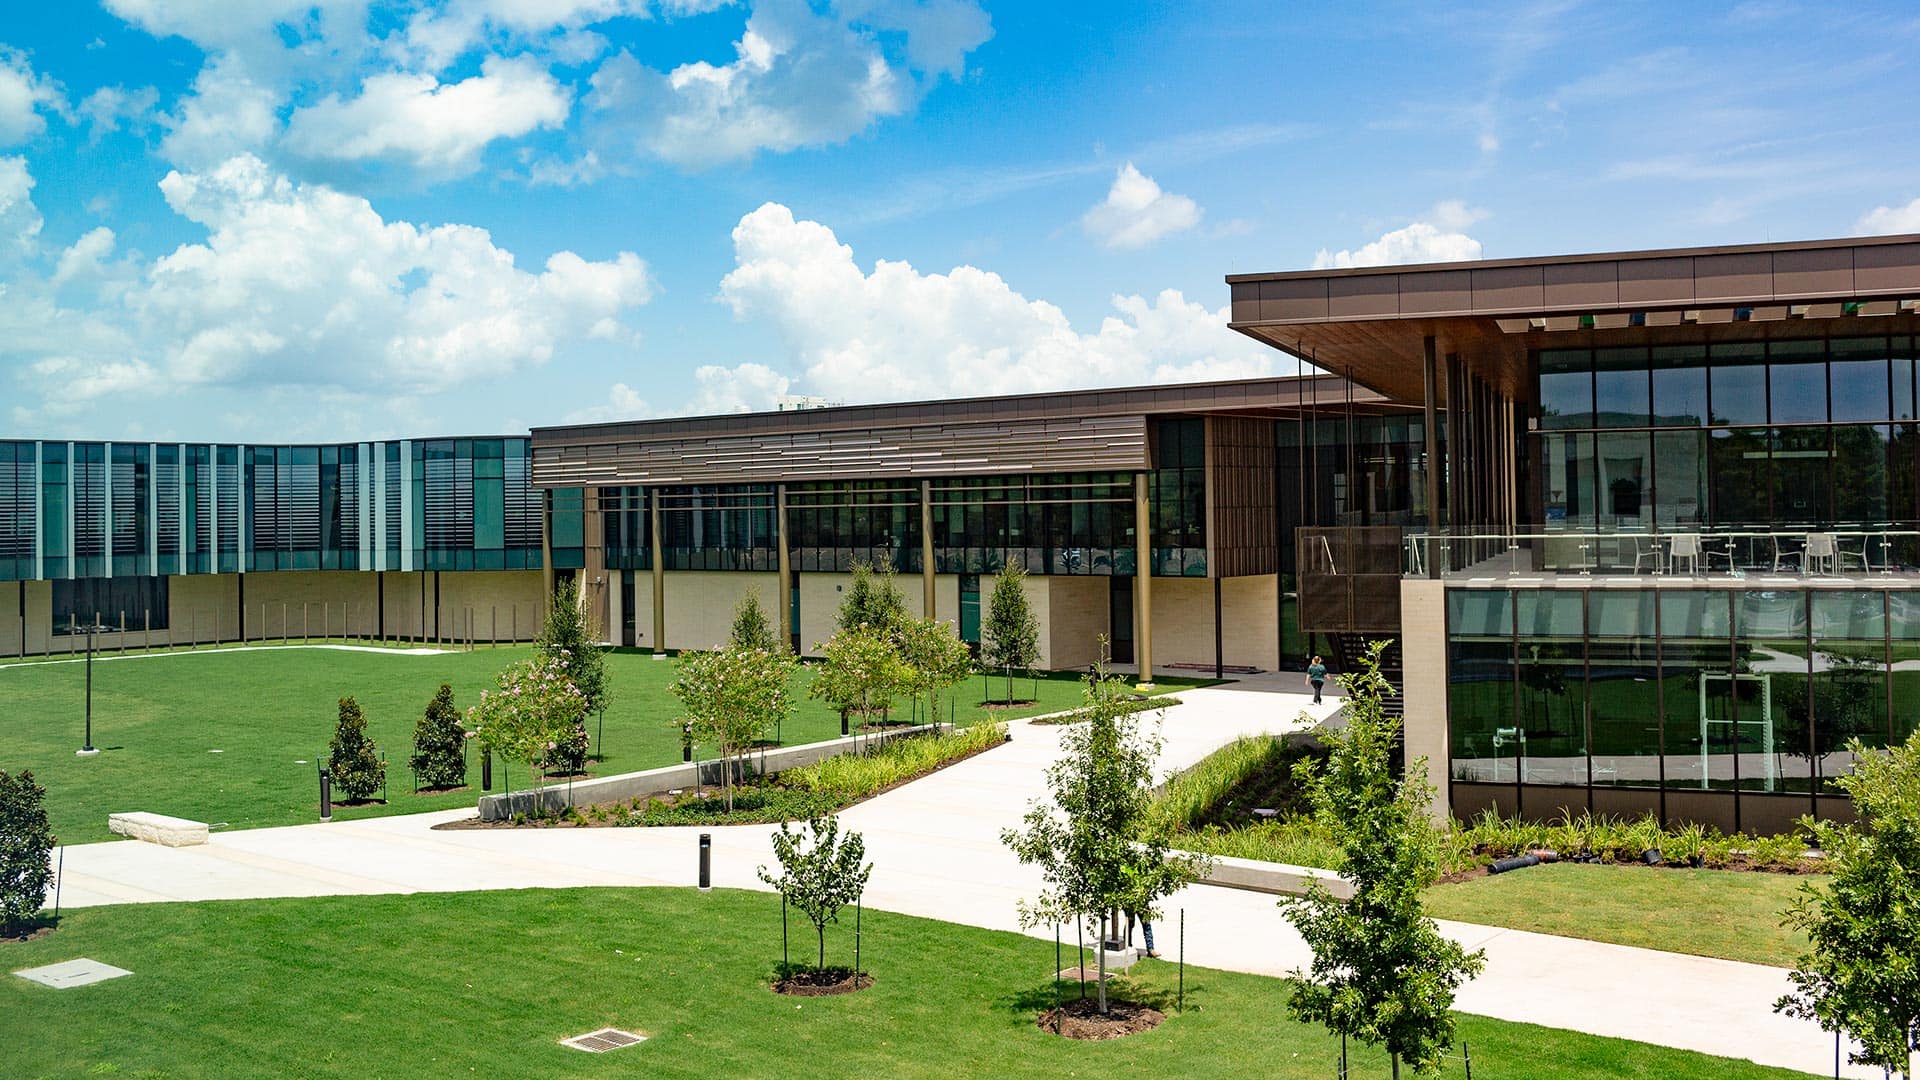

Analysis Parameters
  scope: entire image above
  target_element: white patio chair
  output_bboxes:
[1667,533,1703,575]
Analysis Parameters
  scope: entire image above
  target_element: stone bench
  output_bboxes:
[109,812,209,847]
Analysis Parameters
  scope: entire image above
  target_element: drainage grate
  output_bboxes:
[560,1028,647,1053]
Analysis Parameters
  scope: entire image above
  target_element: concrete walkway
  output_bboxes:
[51,676,1866,1077]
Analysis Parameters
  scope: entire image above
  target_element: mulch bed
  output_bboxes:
[773,969,873,996]
[1,923,59,945]
[1036,998,1165,1040]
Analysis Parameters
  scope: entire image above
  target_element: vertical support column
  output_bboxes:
[650,489,666,655]
[1213,576,1223,680]
[539,488,554,600]
[1133,472,1153,688]
[1421,336,1441,577]
[776,481,791,619]
[919,479,935,621]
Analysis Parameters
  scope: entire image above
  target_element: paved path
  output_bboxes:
[52,676,1868,1077]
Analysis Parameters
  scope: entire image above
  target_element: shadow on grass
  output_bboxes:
[998,969,1185,1020]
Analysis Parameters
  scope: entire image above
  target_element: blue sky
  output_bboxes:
[3,0,1919,442]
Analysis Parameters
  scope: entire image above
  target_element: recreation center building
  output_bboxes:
[6,231,1920,832]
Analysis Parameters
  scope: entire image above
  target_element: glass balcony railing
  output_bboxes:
[1404,526,1920,580]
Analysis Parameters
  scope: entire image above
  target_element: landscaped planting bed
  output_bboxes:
[1152,733,1834,965]
[452,721,1012,828]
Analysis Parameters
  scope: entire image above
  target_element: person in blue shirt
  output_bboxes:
[1306,656,1327,704]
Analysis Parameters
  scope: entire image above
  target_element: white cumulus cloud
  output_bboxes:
[0,155,43,254]
[1855,197,1920,236]
[709,201,1278,409]
[9,154,654,423]
[586,0,989,168]
[564,380,655,424]
[0,48,66,146]
[284,54,571,175]
[1080,163,1201,250]
[1313,201,1488,269]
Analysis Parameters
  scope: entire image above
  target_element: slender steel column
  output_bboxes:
[1422,335,1442,577]
[539,488,554,600]
[1134,472,1153,686]
[650,490,666,654]
[919,479,935,620]
[776,482,792,633]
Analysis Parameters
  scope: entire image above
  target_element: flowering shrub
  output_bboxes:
[669,643,796,810]
[466,657,588,782]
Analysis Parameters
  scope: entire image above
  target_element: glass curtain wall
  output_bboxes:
[1531,336,1920,565]
[1450,585,1909,829]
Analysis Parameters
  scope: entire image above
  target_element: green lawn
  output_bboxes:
[1423,863,1823,968]
[1,645,1199,843]
[0,888,1811,1079]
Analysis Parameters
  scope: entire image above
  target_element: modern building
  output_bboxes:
[1228,231,1920,833]
[6,231,1919,831]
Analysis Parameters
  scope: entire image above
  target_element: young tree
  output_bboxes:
[757,813,873,975]
[1001,652,1205,1015]
[1281,641,1485,1078]
[729,587,783,653]
[809,624,910,732]
[537,583,610,770]
[408,684,467,790]
[836,558,908,636]
[982,561,1039,705]
[328,696,386,801]
[1777,730,1920,1077]
[670,643,795,810]
[466,657,589,796]
[897,616,973,724]
[0,769,55,936]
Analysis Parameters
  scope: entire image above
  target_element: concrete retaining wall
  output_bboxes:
[476,723,950,820]
[1185,851,1355,900]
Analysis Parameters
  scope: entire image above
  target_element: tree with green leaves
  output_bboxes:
[757,813,873,975]
[1777,731,1920,1078]
[729,587,783,653]
[537,583,609,770]
[670,642,795,810]
[1001,651,1205,1015]
[408,683,467,790]
[1280,640,1485,1078]
[836,558,908,636]
[0,768,55,936]
[897,616,973,724]
[982,561,1039,705]
[328,696,386,801]
[466,656,588,796]
[809,623,910,732]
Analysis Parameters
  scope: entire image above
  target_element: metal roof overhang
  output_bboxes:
[1226,233,1920,405]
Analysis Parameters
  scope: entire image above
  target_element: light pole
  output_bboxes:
[71,620,108,756]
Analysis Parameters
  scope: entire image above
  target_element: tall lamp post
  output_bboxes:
[70,620,110,756]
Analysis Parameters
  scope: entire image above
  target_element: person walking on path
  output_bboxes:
[1306,655,1327,705]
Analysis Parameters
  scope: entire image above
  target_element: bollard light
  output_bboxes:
[319,765,332,821]
[482,750,493,792]
[698,832,712,891]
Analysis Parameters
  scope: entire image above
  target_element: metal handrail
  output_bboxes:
[1403,525,1920,578]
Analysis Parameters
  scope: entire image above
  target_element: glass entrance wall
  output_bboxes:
[1448,584,1914,830]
